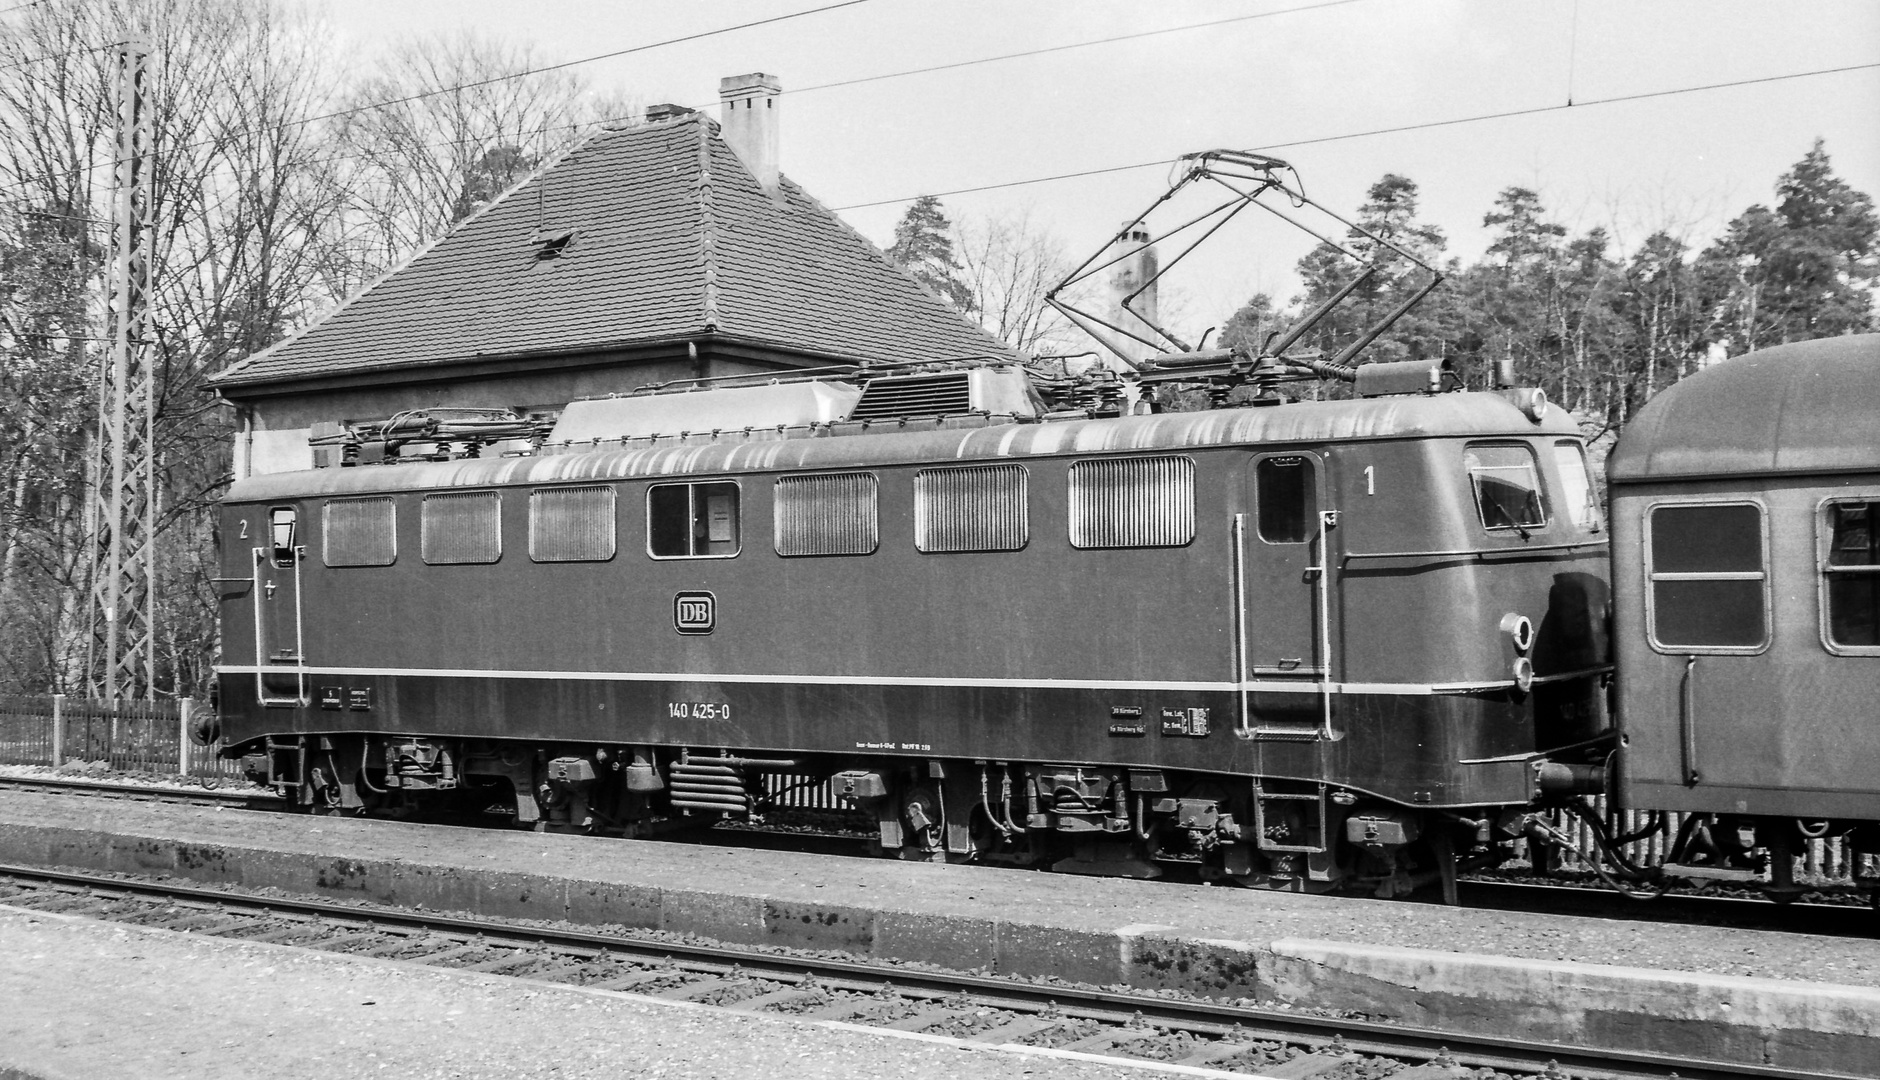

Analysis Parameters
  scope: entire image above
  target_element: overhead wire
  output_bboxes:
[830,59,1880,211]
[0,0,873,196]
[784,0,1374,97]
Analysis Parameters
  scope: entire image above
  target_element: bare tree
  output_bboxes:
[0,0,354,694]
[327,32,638,289]
[952,208,1079,357]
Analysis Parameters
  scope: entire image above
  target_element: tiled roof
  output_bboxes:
[211,115,1014,389]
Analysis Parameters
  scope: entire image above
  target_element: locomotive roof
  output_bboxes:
[226,391,1575,502]
[1607,334,1880,484]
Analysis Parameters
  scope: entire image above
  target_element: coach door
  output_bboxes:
[1238,453,1336,736]
[254,506,307,706]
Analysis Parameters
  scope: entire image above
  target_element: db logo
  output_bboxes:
[674,591,716,635]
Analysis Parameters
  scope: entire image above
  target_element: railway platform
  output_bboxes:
[0,787,1875,1074]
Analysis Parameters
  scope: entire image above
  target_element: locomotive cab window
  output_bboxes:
[1464,443,1546,533]
[423,491,502,565]
[649,482,740,558]
[1552,441,1602,531]
[1822,500,1880,651]
[1068,455,1195,549]
[322,497,395,567]
[775,473,877,556]
[1647,502,1768,651]
[915,464,1027,553]
[267,507,298,567]
[1256,456,1316,543]
[529,485,616,562]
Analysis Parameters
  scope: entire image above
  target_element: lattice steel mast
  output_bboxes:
[87,37,156,701]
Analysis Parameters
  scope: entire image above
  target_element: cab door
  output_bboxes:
[1240,452,1337,737]
[254,505,307,706]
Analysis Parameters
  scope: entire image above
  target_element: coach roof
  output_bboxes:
[226,391,1576,502]
[1607,334,1880,484]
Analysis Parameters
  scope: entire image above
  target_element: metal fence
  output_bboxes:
[0,693,242,780]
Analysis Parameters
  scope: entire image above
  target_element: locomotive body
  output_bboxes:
[1606,334,1880,895]
[216,371,1609,892]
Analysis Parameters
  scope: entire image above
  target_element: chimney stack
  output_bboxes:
[644,103,695,123]
[719,73,782,198]
[1105,225,1161,367]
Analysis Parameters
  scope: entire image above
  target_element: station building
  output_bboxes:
[209,73,1015,478]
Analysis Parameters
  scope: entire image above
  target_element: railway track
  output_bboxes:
[0,863,1828,1080]
[2,772,1871,938]
[0,771,281,808]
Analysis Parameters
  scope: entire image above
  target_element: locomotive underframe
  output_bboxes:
[222,672,1607,899]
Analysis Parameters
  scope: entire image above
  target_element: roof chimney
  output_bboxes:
[1105,225,1161,366]
[719,72,782,197]
[644,103,695,123]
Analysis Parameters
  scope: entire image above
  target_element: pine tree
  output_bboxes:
[1695,138,1879,352]
[885,195,970,311]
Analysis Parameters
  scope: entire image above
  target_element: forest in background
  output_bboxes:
[1,0,1876,697]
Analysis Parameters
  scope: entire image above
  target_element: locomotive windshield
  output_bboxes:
[1463,444,1546,533]
[1551,441,1602,532]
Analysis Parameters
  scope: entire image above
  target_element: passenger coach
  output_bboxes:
[1607,333,1880,897]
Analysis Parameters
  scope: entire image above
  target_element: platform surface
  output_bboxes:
[2,788,1877,1074]
[0,906,1165,1080]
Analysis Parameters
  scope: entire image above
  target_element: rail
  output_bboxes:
[0,863,1828,1080]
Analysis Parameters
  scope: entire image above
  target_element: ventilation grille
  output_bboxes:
[775,473,878,557]
[848,372,974,420]
[916,464,1028,553]
[1068,455,1195,549]
[423,491,502,565]
[324,497,396,567]
[530,485,616,562]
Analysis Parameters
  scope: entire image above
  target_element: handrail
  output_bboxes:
[1231,513,1252,739]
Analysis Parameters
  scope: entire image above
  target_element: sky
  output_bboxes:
[316,0,1880,336]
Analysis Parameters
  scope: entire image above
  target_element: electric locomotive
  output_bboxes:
[214,353,1613,899]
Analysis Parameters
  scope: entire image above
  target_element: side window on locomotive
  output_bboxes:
[1551,441,1602,531]
[774,473,878,556]
[1822,500,1880,651]
[648,482,740,558]
[529,485,617,562]
[1255,456,1316,543]
[422,491,501,565]
[323,497,395,567]
[1464,444,1546,533]
[1647,503,1768,651]
[915,464,1027,553]
[1068,455,1194,549]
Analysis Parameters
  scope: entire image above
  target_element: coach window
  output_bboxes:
[1464,443,1546,534]
[1256,456,1316,543]
[915,464,1027,553]
[323,497,396,567]
[1068,455,1194,549]
[1822,500,1880,652]
[1647,502,1768,651]
[1551,441,1602,531]
[422,491,502,565]
[649,481,740,558]
[529,485,616,562]
[775,473,877,556]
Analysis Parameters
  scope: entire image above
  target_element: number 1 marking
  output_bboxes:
[1363,465,1375,495]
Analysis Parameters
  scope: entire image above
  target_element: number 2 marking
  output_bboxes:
[239,520,249,538]
[1363,465,1375,495]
